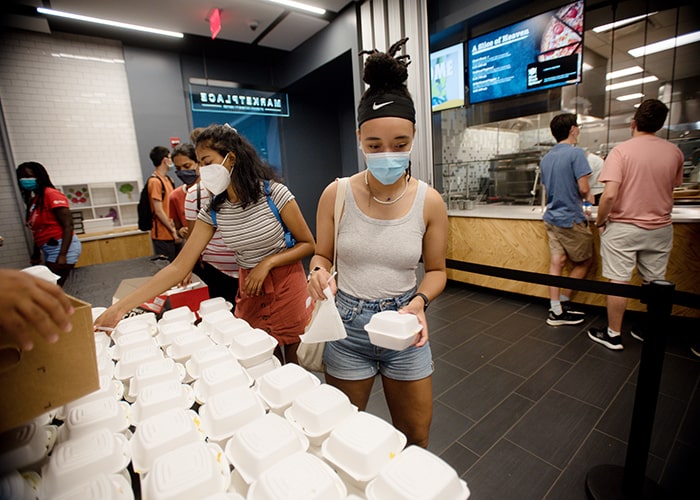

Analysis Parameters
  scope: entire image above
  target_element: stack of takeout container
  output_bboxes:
[2,298,471,500]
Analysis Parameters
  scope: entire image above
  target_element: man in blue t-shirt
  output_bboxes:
[540,113,594,326]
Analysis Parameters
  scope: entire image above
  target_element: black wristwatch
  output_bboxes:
[307,266,323,282]
[410,292,430,311]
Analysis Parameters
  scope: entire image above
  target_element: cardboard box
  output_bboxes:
[112,276,210,318]
[0,296,99,433]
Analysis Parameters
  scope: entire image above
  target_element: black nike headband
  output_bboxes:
[357,91,416,127]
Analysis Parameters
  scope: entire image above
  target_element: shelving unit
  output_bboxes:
[57,181,141,233]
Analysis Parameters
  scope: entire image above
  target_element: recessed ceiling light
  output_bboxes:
[37,7,183,38]
[582,62,593,72]
[265,0,326,15]
[616,93,644,101]
[592,12,658,33]
[628,30,700,57]
[606,66,643,80]
[605,76,658,92]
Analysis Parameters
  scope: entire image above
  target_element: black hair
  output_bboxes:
[550,113,578,142]
[634,99,668,133]
[194,124,280,210]
[356,38,416,126]
[172,143,197,163]
[149,146,170,167]
[16,161,56,222]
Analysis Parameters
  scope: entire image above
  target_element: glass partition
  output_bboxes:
[434,0,700,200]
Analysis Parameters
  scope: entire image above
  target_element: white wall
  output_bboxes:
[0,30,142,186]
[0,29,143,267]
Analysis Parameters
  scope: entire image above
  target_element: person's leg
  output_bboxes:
[549,252,567,303]
[324,373,375,411]
[382,375,433,448]
[607,280,629,332]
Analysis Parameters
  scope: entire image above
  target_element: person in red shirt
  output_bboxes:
[16,161,82,286]
[169,143,199,241]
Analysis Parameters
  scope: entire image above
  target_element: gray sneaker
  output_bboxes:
[547,310,585,326]
[588,327,624,350]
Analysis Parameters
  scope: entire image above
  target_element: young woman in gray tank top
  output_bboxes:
[307,39,448,448]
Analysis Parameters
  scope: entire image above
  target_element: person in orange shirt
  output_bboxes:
[147,146,179,261]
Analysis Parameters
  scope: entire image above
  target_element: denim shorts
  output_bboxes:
[323,288,434,382]
[41,235,82,264]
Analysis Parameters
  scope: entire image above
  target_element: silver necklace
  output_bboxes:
[364,170,409,205]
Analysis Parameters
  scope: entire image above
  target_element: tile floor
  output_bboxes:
[65,258,699,499]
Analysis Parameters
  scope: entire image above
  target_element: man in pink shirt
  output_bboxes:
[588,99,683,350]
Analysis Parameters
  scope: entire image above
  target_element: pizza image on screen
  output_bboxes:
[538,0,583,61]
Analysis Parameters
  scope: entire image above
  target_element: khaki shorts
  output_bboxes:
[600,222,673,282]
[544,221,593,263]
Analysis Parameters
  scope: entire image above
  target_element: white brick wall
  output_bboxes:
[0,30,142,185]
[0,29,143,268]
[0,134,32,268]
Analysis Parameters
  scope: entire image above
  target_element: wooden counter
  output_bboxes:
[447,206,700,318]
[76,226,152,267]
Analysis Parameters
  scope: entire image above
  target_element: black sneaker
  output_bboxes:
[588,327,624,350]
[547,310,585,326]
[562,302,585,315]
[630,327,644,342]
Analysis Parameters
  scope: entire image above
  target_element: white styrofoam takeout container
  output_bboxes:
[224,413,309,484]
[284,384,357,446]
[142,442,230,500]
[255,363,320,414]
[246,451,347,500]
[321,412,407,486]
[363,310,422,351]
[198,387,266,443]
[365,445,470,500]
[130,408,204,474]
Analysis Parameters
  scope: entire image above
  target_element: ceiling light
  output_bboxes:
[628,30,700,57]
[51,53,125,64]
[265,0,325,15]
[37,7,184,38]
[606,66,643,80]
[616,93,644,101]
[582,62,593,72]
[605,75,658,92]
[592,12,657,33]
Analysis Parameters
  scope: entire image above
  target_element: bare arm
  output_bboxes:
[152,199,178,240]
[596,180,620,230]
[94,220,215,329]
[577,175,593,204]
[52,206,74,264]
[241,199,316,296]
[307,181,338,299]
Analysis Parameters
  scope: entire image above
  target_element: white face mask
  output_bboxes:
[199,153,230,195]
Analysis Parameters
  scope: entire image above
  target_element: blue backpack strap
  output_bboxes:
[210,209,217,227]
[263,179,295,247]
[263,180,281,222]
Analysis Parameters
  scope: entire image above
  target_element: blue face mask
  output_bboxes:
[364,151,411,185]
[175,169,198,186]
[19,178,37,191]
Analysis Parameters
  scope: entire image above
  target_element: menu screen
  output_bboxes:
[430,43,465,112]
[468,0,584,104]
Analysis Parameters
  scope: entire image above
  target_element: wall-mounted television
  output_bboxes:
[430,43,465,112]
[468,0,584,105]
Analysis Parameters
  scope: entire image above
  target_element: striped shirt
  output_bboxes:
[184,183,238,278]
[197,180,294,269]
